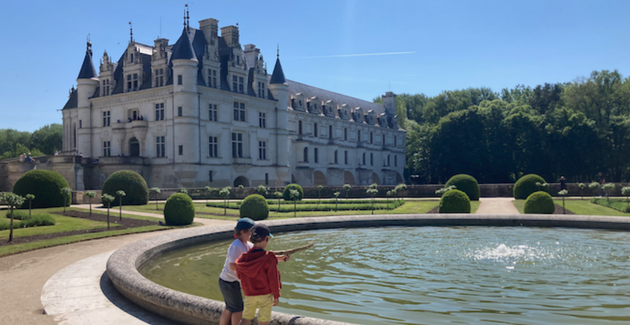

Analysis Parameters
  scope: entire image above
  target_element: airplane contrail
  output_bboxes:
[300,51,415,59]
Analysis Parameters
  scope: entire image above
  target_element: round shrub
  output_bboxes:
[163,193,195,226]
[13,170,70,208]
[445,174,480,201]
[102,170,149,206]
[524,191,555,214]
[283,183,304,201]
[239,194,269,221]
[438,189,471,213]
[513,174,546,200]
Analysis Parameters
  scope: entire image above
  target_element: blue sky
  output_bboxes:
[1,0,629,132]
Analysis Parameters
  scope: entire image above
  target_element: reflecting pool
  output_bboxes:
[139,227,630,324]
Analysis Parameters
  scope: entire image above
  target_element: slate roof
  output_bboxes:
[170,28,198,61]
[285,79,386,116]
[62,88,78,110]
[77,49,97,79]
[269,57,286,84]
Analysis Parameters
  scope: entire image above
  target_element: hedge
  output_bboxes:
[523,191,555,214]
[438,189,471,213]
[211,200,406,212]
[102,170,149,206]
[445,174,480,201]
[12,170,71,208]
[239,194,269,220]
[163,193,195,226]
[514,174,546,200]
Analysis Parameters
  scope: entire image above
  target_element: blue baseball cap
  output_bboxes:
[235,218,255,231]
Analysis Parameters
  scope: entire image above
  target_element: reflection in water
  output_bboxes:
[139,227,630,324]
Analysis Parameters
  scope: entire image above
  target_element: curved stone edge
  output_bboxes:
[106,214,630,325]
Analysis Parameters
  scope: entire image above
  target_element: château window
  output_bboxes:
[208,69,217,88]
[314,123,318,137]
[370,132,373,144]
[344,151,348,164]
[329,125,333,139]
[370,152,374,166]
[344,128,348,141]
[395,155,398,167]
[209,170,213,183]
[133,73,139,91]
[103,141,111,157]
[383,134,386,145]
[358,130,361,142]
[209,104,217,121]
[259,112,266,128]
[126,74,132,92]
[209,136,218,158]
[314,148,318,163]
[362,152,366,165]
[177,106,183,117]
[79,120,82,128]
[265,173,269,185]
[178,145,183,156]
[334,150,338,164]
[387,155,390,166]
[298,121,303,135]
[233,102,245,122]
[232,132,243,158]
[303,147,308,162]
[155,103,164,121]
[257,82,266,98]
[232,76,244,93]
[259,141,267,160]
[156,136,165,157]
[102,111,110,127]
[102,79,110,96]
[394,136,397,147]
[177,75,182,85]
[155,69,164,87]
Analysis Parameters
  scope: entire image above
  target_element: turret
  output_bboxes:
[268,50,290,170]
[171,28,199,94]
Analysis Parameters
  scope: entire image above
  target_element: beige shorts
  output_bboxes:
[242,293,274,322]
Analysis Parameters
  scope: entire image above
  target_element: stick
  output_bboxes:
[273,242,316,256]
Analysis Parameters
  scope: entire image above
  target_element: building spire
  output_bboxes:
[129,21,133,42]
[277,44,279,59]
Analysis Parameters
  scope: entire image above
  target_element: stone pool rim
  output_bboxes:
[106,214,630,325]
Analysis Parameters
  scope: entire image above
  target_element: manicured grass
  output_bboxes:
[1,213,117,240]
[0,223,202,258]
[513,199,630,216]
[73,207,164,222]
[590,198,630,213]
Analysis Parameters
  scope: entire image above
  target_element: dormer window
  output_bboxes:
[127,74,139,92]
[257,82,266,98]
[102,79,110,96]
[232,76,244,93]
[208,69,217,88]
[155,69,164,87]
[130,53,134,63]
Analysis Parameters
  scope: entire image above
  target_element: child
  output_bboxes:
[236,224,289,325]
[218,218,255,325]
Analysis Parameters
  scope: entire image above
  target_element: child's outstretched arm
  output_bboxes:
[276,255,290,262]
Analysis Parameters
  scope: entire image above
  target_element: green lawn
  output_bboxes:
[513,199,630,216]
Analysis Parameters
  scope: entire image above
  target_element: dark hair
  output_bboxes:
[250,234,267,244]
[234,228,250,237]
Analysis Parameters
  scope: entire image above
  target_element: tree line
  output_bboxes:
[0,124,62,159]
[376,70,630,184]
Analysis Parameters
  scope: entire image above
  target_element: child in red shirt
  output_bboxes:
[236,224,289,325]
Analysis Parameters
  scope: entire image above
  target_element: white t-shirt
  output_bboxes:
[219,239,253,282]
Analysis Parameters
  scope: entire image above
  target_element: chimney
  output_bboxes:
[382,91,397,116]
[199,18,218,46]
[243,44,260,70]
[220,25,240,48]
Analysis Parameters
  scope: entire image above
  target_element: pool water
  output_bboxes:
[139,227,630,324]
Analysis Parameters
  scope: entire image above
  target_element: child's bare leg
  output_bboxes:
[219,310,231,325]
[238,319,251,325]
[231,311,243,325]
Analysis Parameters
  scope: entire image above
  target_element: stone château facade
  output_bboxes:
[61,17,405,189]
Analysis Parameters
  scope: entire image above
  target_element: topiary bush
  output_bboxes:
[445,174,480,201]
[513,174,546,200]
[524,191,555,214]
[163,193,195,226]
[283,183,303,201]
[239,194,269,221]
[12,170,70,208]
[438,189,471,213]
[102,170,149,206]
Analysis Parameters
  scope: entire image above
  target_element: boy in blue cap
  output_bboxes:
[218,217,255,325]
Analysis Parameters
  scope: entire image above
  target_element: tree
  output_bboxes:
[395,183,407,202]
[256,185,268,198]
[1,193,25,242]
[101,194,115,229]
[588,182,600,197]
[578,183,586,200]
[116,190,126,221]
[150,187,161,210]
[333,191,340,212]
[366,184,379,215]
[274,191,282,212]
[289,189,300,218]
[61,187,72,212]
[204,186,212,204]
[343,184,351,199]
[30,124,63,154]
[25,194,35,219]
[622,186,630,208]
[602,183,615,202]
[84,191,96,216]
[219,187,231,215]
[386,190,392,210]
[558,189,568,214]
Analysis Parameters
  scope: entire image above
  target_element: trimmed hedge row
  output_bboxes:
[1,213,55,230]
[211,200,406,212]
[207,199,401,208]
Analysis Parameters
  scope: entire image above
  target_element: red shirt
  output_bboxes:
[235,248,282,299]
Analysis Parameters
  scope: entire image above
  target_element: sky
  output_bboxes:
[1,0,630,132]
